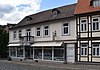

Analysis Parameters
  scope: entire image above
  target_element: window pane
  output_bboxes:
[37,27,40,30]
[44,26,48,29]
[37,31,40,36]
[96,22,99,30]
[13,31,17,39]
[81,24,83,31]
[93,48,95,55]
[54,49,64,61]
[45,30,48,35]
[93,23,96,30]
[34,49,42,59]
[10,49,16,57]
[43,49,52,60]
[63,23,68,26]
[84,24,87,31]
[81,48,83,55]
[64,27,68,34]
[80,19,87,31]
[17,48,23,57]
[85,48,87,55]
[81,44,87,56]
[97,48,99,55]
[93,44,99,47]
[81,20,86,23]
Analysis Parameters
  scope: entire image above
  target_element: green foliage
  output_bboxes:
[0,30,8,58]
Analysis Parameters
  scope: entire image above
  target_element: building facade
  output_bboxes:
[8,4,77,63]
[75,0,100,62]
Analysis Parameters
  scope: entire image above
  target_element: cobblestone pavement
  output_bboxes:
[0,60,100,70]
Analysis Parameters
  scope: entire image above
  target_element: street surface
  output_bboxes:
[0,60,100,70]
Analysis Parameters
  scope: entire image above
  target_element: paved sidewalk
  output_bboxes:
[0,60,100,70]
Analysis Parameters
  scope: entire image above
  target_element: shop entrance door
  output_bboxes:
[67,44,75,63]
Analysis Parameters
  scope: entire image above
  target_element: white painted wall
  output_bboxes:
[9,18,76,43]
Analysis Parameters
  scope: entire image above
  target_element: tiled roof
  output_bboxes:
[11,3,76,29]
[75,0,100,15]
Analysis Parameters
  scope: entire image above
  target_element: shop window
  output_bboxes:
[43,49,52,60]
[10,48,16,57]
[34,49,42,59]
[54,49,64,61]
[17,48,23,57]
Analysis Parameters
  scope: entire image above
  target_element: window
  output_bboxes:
[10,48,16,57]
[81,44,88,56]
[18,30,22,38]
[44,25,49,37]
[43,49,52,60]
[62,23,69,35]
[93,44,100,56]
[26,28,31,41]
[80,19,87,32]
[13,31,17,40]
[54,48,64,61]
[93,0,100,7]
[17,48,23,57]
[34,48,42,59]
[53,11,58,17]
[36,27,41,37]
[92,17,99,31]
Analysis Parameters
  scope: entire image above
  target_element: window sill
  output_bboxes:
[81,55,88,57]
[92,30,100,32]
[92,55,100,58]
[62,34,70,36]
[13,38,17,40]
[43,35,50,38]
[35,36,42,38]
[80,31,88,32]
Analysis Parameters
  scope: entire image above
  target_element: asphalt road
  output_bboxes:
[0,60,100,70]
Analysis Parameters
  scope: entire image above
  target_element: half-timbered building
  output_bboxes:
[75,0,100,62]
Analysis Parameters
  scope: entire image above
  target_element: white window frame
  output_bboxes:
[43,25,50,37]
[26,28,31,41]
[92,44,100,56]
[62,22,69,35]
[13,31,17,40]
[81,44,88,56]
[92,17,100,31]
[18,30,22,38]
[93,0,100,7]
[35,26,41,37]
[80,19,87,32]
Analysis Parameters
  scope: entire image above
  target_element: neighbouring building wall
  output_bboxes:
[77,14,100,62]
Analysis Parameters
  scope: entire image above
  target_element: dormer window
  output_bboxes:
[52,8,60,17]
[26,16,33,21]
[93,0,100,7]
[53,11,58,17]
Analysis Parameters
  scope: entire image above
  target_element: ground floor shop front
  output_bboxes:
[8,42,76,63]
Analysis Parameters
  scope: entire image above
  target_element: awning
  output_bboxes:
[7,44,21,46]
[31,42,63,47]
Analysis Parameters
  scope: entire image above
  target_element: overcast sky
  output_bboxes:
[0,0,77,25]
